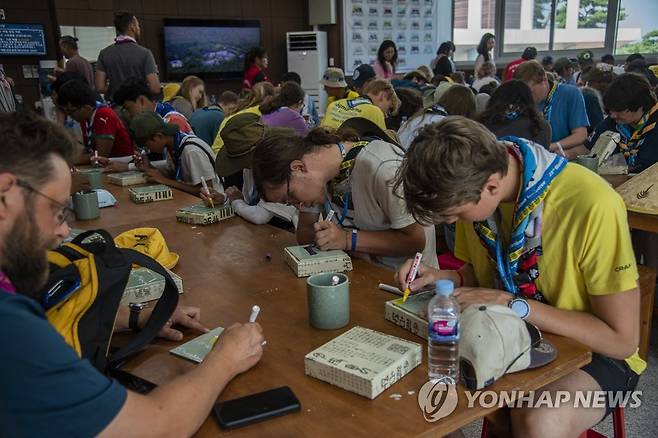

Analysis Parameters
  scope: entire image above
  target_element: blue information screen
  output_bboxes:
[0,23,47,56]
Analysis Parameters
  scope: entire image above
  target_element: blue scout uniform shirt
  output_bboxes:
[0,291,127,437]
[537,83,590,142]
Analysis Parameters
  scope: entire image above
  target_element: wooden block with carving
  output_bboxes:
[304,326,422,399]
[107,171,149,186]
[121,267,184,306]
[284,244,353,277]
[129,184,173,204]
[616,161,658,215]
[175,203,235,225]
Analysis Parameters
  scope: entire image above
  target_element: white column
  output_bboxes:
[469,0,482,33]
[520,0,534,31]
[565,0,579,30]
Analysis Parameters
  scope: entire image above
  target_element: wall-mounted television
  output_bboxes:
[163,19,261,80]
[0,23,47,56]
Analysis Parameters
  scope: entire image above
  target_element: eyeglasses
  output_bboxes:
[16,179,74,226]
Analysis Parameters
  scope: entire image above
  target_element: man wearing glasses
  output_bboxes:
[0,111,264,436]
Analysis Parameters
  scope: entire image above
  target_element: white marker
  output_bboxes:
[249,305,260,323]
[199,177,214,208]
[331,275,340,286]
[378,283,403,295]
[325,210,335,223]
[555,142,566,157]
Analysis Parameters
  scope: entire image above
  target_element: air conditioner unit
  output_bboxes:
[287,31,328,117]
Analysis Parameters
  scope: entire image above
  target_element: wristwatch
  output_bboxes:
[508,297,530,320]
[129,302,148,332]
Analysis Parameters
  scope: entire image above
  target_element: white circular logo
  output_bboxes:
[417,377,459,422]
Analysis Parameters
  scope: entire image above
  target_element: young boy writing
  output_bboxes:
[395,117,643,437]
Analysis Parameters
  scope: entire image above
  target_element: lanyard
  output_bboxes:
[542,81,558,121]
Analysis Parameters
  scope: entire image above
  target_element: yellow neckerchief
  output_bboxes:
[618,102,658,151]
[542,80,559,120]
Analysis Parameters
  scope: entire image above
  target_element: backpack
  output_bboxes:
[41,229,179,373]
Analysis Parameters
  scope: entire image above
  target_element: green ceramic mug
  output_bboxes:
[306,272,350,330]
[85,168,104,190]
[73,191,100,220]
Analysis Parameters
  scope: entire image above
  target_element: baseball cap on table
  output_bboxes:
[459,304,556,390]
[321,67,348,88]
[129,112,179,148]
[216,112,267,177]
[351,64,376,89]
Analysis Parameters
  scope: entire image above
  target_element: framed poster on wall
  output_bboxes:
[342,0,440,75]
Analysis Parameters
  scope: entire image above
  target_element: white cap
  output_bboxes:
[459,304,556,390]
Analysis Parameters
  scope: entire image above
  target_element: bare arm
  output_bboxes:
[527,288,640,359]
[146,73,161,97]
[95,71,108,94]
[550,127,588,153]
[99,323,264,437]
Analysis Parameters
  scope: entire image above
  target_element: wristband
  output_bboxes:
[351,229,358,252]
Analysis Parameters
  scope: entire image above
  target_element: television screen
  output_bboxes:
[163,19,261,80]
[0,23,47,56]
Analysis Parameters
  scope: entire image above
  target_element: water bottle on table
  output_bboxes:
[427,280,460,383]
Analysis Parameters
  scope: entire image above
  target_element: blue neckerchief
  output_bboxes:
[155,101,175,118]
[172,131,188,181]
[505,110,519,120]
[473,136,567,295]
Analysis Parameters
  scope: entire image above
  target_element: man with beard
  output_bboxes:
[0,112,264,436]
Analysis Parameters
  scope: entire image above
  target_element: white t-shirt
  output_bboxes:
[397,113,447,150]
[348,140,438,270]
[170,135,222,191]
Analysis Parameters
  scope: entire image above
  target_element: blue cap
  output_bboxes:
[436,280,454,296]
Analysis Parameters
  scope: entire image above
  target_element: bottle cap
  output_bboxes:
[436,280,454,296]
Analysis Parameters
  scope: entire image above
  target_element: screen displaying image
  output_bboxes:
[163,19,260,79]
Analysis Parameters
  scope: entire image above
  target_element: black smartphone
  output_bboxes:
[109,368,157,394]
[213,386,301,430]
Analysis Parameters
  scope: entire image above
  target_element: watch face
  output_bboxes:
[511,299,530,318]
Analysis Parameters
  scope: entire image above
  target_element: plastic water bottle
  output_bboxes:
[427,280,460,383]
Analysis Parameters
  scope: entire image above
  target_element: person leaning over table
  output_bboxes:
[200,113,298,228]
[0,111,264,437]
[250,117,438,271]
[395,117,643,438]
[129,112,221,197]
[514,60,590,159]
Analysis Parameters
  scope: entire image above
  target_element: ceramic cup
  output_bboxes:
[72,191,99,220]
[85,168,104,190]
[306,272,350,330]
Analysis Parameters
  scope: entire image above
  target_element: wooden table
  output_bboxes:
[72,176,201,230]
[604,174,658,233]
[101,215,591,438]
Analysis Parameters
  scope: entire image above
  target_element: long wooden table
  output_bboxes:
[604,174,658,233]
[73,184,591,437]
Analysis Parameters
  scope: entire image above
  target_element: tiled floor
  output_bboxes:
[461,315,658,438]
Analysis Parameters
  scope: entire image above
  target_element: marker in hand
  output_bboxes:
[199,177,214,208]
[248,305,267,347]
[325,210,335,223]
[402,252,423,303]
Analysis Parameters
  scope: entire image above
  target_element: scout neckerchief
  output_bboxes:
[542,80,559,121]
[155,101,176,118]
[473,137,567,302]
[85,101,106,152]
[346,96,373,109]
[425,104,448,117]
[325,140,369,225]
[114,35,137,44]
[0,270,16,295]
[616,102,658,170]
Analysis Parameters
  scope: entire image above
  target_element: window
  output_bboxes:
[616,0,658,55]
[453,0,498,61]
[503,0,549,52]
[59,26,116,62]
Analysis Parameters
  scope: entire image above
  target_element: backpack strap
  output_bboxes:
[107,248,179,368]
[176,135,216,168]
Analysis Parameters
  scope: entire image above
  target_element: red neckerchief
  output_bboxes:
[114,35,137,44]
[0,270,16,295]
